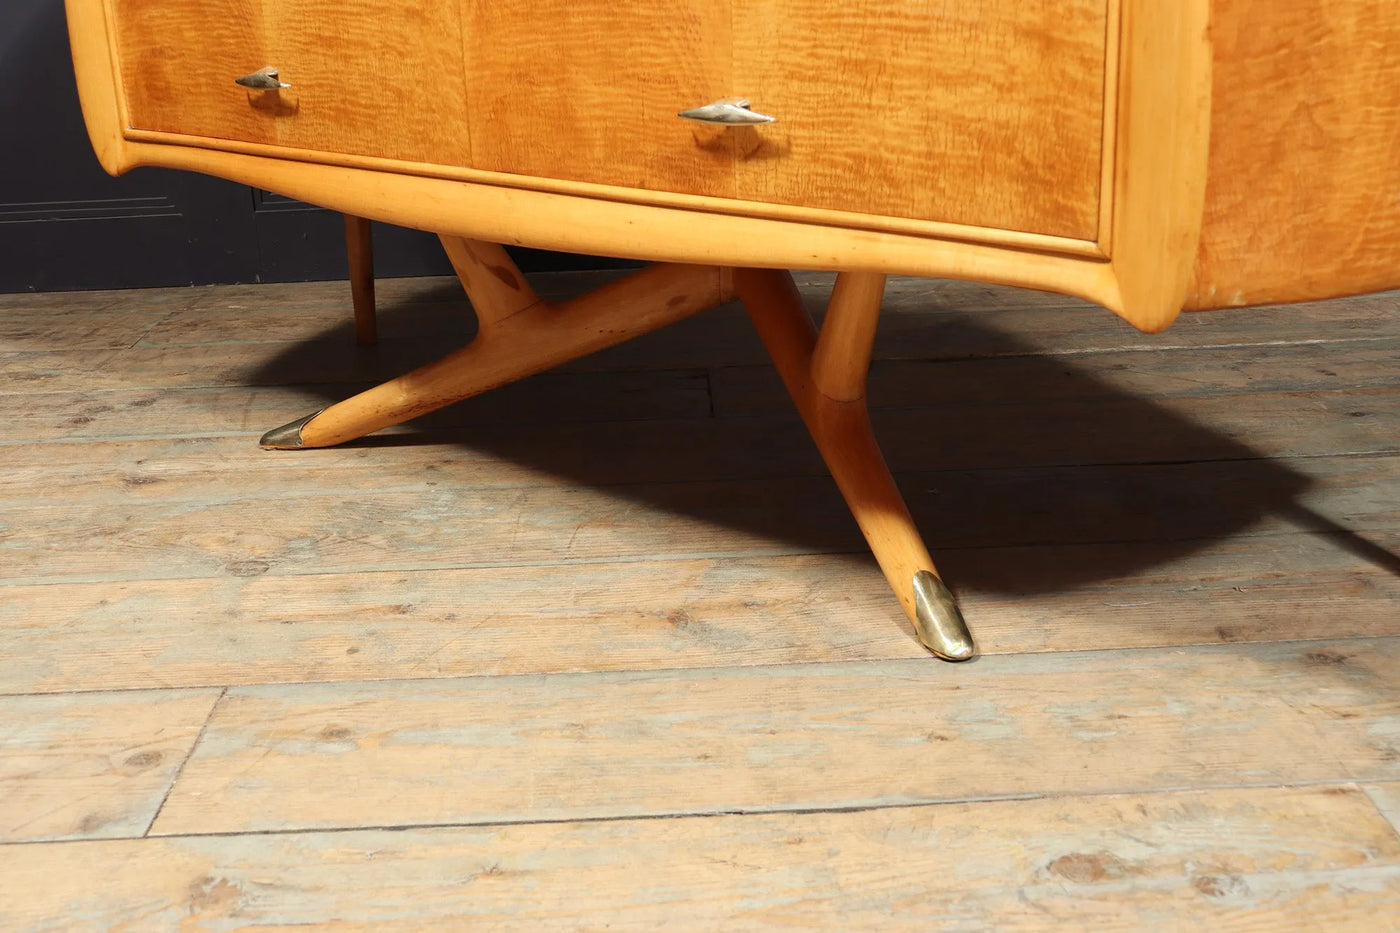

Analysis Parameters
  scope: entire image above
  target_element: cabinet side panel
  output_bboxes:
[1187,0,1400,310]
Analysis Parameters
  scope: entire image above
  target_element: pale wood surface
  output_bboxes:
[735,269,958,651]
[112,0,471,166]
[79,0,1112,265]
[82,0,1400,323]
[2,533,1399,695]
[148,638,1400,835]
[1188,0,1400,309]
[0,689,220,843]
[810,271,885,402]
[732,0,1107,239]
[344,214,376,346]
[2,273,1399,926]
[288,253,724,448]
[5,786,1400,931]
[1103,0,1212,331]
[465,0,734,200]
[68,0,1123,330]
[1367,783,1400,837]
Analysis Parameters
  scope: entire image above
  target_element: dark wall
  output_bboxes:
[0,1,621,292]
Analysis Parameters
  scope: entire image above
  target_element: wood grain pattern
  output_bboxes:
[84,0,1400,323]
[1188,0,1400,309]
[714,338,1400,417]
[112,0,470,165]
[15,276,1400,364]
[7,271,1400,924]
[1,374,1393,485]
[148,638,1400,835]
[344,214,377,346]
[0,371,710,441]
[70,0,1123,309]
[286,260,726,448]
[12,301,1399,399]
[464,0,734,199]
[735,268,965,654]
[0,310,173,351]
[6,787,1400,930]
[0,451,1393,585]
[114,134,1124,303]
[0,689,219,843]
[733,0,1108,239]
[2,531,1397,695]
[1366,783,1400,837]
[1102,0,1212,331]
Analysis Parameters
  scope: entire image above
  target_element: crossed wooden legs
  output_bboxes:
[730,269,974,660]
[261,236,728,449]
[264,233,974,659]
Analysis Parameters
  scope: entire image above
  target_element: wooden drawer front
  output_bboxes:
[733,0,1109,240]
[464,1,736,200]
[112,0,470,166]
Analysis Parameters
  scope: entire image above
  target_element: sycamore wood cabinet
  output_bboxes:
[67,0,1400,659]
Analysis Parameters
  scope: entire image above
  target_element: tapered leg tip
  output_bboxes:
[911,571,976,661]
[259,410,323,449]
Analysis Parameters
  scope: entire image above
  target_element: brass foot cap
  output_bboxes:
[259,410,323,449]
[912,571,975,661]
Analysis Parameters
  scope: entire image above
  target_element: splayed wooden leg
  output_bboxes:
[261,237,731,449]
[344,214,376,347]
[732,268,975,660]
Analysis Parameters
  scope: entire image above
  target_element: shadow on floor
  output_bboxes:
[248,277,1398,596]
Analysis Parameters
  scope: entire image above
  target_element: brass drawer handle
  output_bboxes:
[235,67,290,90]
[678,98,774,125]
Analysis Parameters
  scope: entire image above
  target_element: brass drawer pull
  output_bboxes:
[678,98,774,125]
[235,67,290,90]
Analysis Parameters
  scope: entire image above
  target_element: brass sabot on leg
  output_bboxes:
[259,410,324,449]
[911,570,976,661]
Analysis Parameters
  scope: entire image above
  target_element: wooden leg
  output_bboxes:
[732,268,975,660]
[261,236,731,449]
[344,215,377,347]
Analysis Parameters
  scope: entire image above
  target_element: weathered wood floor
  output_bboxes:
[1,270,1398,929]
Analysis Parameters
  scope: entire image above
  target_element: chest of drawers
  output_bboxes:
[67,0,1400,659]
[112,0,1110,240]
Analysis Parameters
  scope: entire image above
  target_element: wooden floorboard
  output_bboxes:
[1,273,1398,926]
[0,532,1397,695]
[0,453,1393,588]
[146,637,1400,835]
[1366,783,1400,837]
[5,786,1400,931]
[0,688,220,843]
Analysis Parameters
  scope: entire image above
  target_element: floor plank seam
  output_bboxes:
[121,309,183,352]
[1362,784,1400,843]
[9,332,1395,368]
[10,341,1400,396]
[4,778,1394,848]
[3,633,1396,702]
[140,685,227,838]
[3,521,1396,590]
[944,334,1400,360]
[1,450,1396,505]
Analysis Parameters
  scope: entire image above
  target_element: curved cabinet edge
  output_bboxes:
[1103,0,1213,333]
[67,0,128,177]
[120,139,1124,307]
